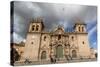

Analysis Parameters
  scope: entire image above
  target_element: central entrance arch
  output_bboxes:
[56,45,63,58]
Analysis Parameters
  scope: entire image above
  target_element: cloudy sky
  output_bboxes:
[11,1,97,49]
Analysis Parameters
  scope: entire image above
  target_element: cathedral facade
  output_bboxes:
[22,18,95,62]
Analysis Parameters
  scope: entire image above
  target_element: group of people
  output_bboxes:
[50,55,73,64]
[50,56,56,63]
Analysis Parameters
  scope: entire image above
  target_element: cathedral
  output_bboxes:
[21,18,95,63]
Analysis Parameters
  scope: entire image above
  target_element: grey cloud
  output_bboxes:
[12,1,97,43]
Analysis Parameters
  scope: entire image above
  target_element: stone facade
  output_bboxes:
[22,18,95,62]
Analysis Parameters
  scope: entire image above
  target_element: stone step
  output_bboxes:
[14,58,97,66]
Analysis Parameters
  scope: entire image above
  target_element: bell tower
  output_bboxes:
[29,18,44,32]
[23,18,44,61]
[74,19,91,58]
[74,20,86,33]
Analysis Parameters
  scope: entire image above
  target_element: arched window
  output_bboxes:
[72,36,74,41]
[82,41,85,44]
[36,25,39,31]
[41,51,46,60]
[82,27,84,32]
[58,35,61,40]
[32,25,35,31]
[72,50,77,58]
[79,27,80,32]
[44,36,46,41]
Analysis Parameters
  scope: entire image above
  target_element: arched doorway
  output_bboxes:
[41,51,46,60]
[56,45,63,58]
[72,50,77,58]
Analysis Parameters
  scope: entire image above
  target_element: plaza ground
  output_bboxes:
[14,58,97,66]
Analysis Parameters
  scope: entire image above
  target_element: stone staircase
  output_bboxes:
[14,60,51,66]
[14,58,97,66]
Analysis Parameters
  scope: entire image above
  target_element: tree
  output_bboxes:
[10,44,20,66]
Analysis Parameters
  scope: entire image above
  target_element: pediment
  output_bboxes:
[54,26,65,34]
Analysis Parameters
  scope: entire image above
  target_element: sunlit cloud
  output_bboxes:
[88,25,97,37]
